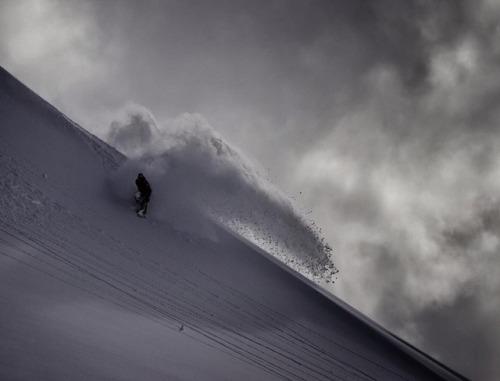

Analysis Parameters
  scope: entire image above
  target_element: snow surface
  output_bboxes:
[0,66,468,380]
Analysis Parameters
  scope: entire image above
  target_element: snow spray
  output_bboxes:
[106,104,338,283]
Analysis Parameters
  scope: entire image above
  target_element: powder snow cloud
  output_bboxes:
[106,103,337,283]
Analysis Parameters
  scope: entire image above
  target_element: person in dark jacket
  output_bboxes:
[135,173,152,217]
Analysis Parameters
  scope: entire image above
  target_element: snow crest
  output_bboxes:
[105,104,338,283]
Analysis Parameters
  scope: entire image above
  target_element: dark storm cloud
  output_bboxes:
[290,2,500,380]
[416,294,500,381]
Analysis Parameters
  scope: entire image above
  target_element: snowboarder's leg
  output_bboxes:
[134,192,149,218]
[135,192,142,203]
[137,199,148,217]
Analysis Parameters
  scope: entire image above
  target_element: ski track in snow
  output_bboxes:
[0,230,405,381]
[0,200,401,379]
[0,142,418,381]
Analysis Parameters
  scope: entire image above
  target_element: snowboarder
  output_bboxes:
[135,173,152,217]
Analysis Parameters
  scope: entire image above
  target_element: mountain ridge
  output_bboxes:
[0,66,469,381]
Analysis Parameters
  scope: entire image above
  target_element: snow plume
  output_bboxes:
[107,103,161,158]
[106,103,337,283]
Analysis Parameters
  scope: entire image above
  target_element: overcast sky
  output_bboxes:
[2,1,500,379]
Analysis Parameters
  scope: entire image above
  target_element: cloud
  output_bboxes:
[0,0,106,96]
[292,2,500,378]
[0,0,127,134]
[415,292,500,381]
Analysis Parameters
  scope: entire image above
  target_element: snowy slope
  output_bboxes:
[0,66,468,381]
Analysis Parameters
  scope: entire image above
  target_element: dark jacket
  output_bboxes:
[136,175,152,201]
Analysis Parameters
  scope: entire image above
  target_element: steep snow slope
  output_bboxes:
[0,67,468,381]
